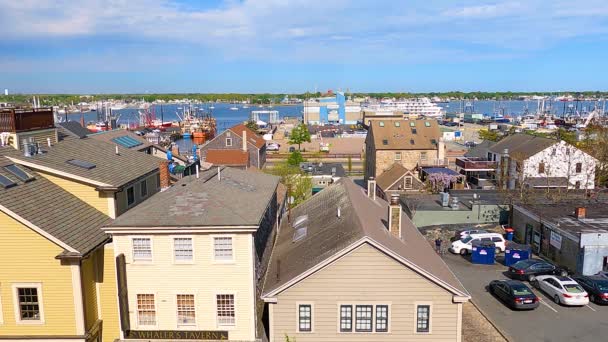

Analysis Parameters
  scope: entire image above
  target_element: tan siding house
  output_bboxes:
[262,179,469,341]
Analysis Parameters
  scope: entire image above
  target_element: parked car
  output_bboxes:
[571,275,608,304]
[453,229,488,241]
[464,141,477,148]
[489,279,540,310]
[508,259,566,281]
[449,232,506,255]
[266,142,280,151]
[533,275,589,306]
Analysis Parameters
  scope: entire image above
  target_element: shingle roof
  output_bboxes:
[375,163,411,190]
[3,136,161,189]
[262,179,468,297]
[525,177,569,188]
[88,129,153,151]
[228,124,266,149]
[489,134,556,158]
[108,167,279,228]
[205,149,249,166]
[464,140,493,158]
[299,162,346,177]
[56,121,91,139]
[0,156,110,255]
[369,119,441,150]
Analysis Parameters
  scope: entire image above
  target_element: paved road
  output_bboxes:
[443,252,608,342]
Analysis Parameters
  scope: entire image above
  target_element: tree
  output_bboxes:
[288,123,311,150]
[266,161,312,208]
[478,129,500,142]
[287,150,305,166]
[245,120,258,131]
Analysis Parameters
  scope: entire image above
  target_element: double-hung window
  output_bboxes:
[375,305,388,332]
[216,294,235,326]
[137,294,156,326]
[127,186,135,206]
[16,286,42,322]
[339,305,352,332]
[140,180,148,198]
[132,238,152,262]
[214,237,233,261]
[176,294,196,325]
[298,304,312,332]
[226,138,233,147]
[416,305,430,333]
[174,237,193,262]
[355,305,373,332]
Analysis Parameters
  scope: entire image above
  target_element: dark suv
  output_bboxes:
[508,259,566,281]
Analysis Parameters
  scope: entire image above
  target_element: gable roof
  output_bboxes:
[3,136,160,189]
[369,119,441,150]
[88,129,153,151]
[262,178,469,298]
[107,167,279,229]
[228,124,265,149]
[375,163,415,190]
[0,156,110,255]
[205,149,249,166]
[56,121,91,139]
[489,134,556,158]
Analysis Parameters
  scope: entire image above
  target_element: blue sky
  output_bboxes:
[0,0,607,93]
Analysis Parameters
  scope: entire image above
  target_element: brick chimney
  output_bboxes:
[159,160,170,189]
[388,194,402,238]
[367,177,376,200]
[575,207,586,220]
[242,130,248,152]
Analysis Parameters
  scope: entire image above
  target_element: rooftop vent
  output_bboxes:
[431,139,437,145]
[66,159,96,170]
[293,227,308,242]
[0,174,17,188]
[4,164,34,182]
[410,139,415,145]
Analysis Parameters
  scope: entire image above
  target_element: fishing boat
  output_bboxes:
[230,106,239,111]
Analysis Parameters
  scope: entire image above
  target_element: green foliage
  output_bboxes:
[285,334,296,342]
[245,120,258,131]
[288,123,312,150]
[478,129,500,142]
[287,151,305,166]
[266,161,312,208]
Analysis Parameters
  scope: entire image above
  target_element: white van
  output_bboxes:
[450,232,506,255]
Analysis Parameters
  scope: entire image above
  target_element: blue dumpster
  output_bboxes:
[504,242,531,266]
[471,240,496,265]
[504,227,514,241]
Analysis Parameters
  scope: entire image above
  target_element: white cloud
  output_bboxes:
[0,0,607,68]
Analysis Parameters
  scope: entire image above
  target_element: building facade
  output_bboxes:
[262,179,469,341]
[200,124,267,169]
[364,120,445,181]
[104,167,280,342]
[303,92,362,125]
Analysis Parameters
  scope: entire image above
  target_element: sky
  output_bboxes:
[0,0,607,94]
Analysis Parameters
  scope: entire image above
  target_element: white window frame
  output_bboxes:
[12,283,45,325]
[414,302,432,334]
[172,236,194,264]
[404,176,413,189]
[420,152,428,161]
[176,294,197,327]
[212,235,234,263]
[136,293,158,328]
[215,292,236,328]
[296,302,314,333]
[395,152,402,161]
[226,138,233,147]
[131,236,153,263]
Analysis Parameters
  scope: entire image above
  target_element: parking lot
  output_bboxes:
[443,252,608,342]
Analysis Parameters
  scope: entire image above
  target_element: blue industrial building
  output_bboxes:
[304,92,359,125]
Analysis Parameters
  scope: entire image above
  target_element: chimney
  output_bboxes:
[575,207,586,220]
[438,137,445,164]
[242,130,247,152]
[159,160,170,189]
[388,194,402,238]
[367,177,376,200]
[22,139,31,157]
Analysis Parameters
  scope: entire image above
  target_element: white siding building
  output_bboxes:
[104,167,281,342]
[485,134,597,190]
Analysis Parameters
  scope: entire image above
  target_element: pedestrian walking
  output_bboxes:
[435,238,442,254]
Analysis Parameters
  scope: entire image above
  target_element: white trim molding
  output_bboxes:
[171,235,195,265]
[11,283,45,325]
[71,264,85,335]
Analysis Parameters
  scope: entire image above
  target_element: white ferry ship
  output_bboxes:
[364,97,445,118]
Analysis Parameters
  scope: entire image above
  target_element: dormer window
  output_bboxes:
[410,122,416,127]
[394,122,400,127]
[379,121,385,127]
